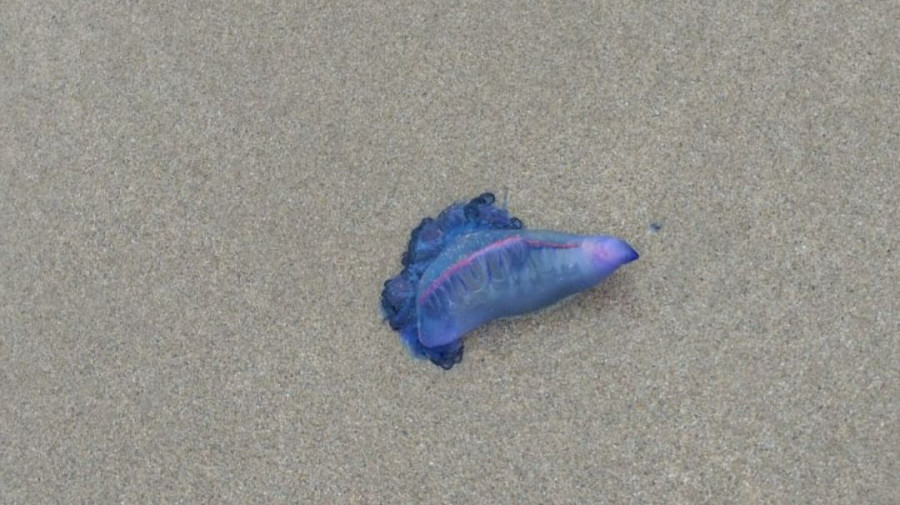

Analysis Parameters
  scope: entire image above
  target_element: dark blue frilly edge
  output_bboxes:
[380,192,524,369]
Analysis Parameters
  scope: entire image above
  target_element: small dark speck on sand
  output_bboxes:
[649,222,663,233]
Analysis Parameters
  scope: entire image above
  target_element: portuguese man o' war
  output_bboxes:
[380,193,639,369]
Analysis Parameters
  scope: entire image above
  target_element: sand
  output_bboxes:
[2,2,897,503]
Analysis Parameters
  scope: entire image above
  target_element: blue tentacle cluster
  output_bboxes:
[381,192,523,369]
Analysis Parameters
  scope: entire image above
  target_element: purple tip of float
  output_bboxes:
[610,237,640,264]
[585,236,639,269]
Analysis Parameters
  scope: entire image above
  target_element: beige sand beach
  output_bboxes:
[2,2,897,503]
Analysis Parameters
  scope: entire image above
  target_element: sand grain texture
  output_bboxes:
[2,2,897,504]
